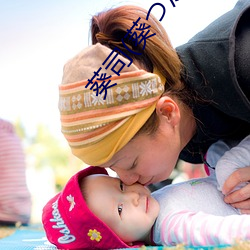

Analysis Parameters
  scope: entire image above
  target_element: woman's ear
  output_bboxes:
[156,96,180,126]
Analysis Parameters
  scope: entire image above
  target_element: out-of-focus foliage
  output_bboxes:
[14,120,86,191]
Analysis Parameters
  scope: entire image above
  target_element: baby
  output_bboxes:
[42,135,250,249]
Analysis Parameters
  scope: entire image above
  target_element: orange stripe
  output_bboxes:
[63,120,122,142]
[60,96,158,123]
[59,70,147,90]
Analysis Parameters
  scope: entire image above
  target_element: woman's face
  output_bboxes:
[100,118,182,186]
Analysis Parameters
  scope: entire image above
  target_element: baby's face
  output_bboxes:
[84,174,160,244]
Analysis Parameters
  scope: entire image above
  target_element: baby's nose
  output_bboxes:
[126,191,140,206]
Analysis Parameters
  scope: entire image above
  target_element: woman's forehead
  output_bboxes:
[101,134,148,168]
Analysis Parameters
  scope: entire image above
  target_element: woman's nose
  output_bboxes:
[112,168,139,185]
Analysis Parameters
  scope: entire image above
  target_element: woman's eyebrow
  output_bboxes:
[107,160,118,170]
[108,156,127,170]
[129,156,138,170]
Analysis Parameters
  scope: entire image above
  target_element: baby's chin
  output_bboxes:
[148,196,160,220]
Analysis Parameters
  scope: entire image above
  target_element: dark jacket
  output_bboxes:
[176,0,250,164]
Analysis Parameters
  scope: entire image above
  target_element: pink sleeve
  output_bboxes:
[0,119,31,224]
[160,210,250,246]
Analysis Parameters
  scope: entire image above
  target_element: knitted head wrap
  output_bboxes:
[59,43,165,165]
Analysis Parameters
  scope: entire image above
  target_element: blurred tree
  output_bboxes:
[14,118,26,139]
[14,120,85,191]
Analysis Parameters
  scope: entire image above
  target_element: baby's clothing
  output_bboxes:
[152,135,250,246]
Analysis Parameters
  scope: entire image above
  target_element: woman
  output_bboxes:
[59,0,250,211]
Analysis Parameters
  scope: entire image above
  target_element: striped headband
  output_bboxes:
[59,43,165,165]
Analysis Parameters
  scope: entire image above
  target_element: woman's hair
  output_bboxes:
[90,5,193,135]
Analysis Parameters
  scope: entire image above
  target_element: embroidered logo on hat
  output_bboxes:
[67,194,76,211]
[88,229,102,242]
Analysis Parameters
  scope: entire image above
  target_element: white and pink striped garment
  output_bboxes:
[0,119,31,224]
[157,209,250,246]
[152,135,250,247]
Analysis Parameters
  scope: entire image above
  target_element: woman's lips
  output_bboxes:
[143,177,154,186]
